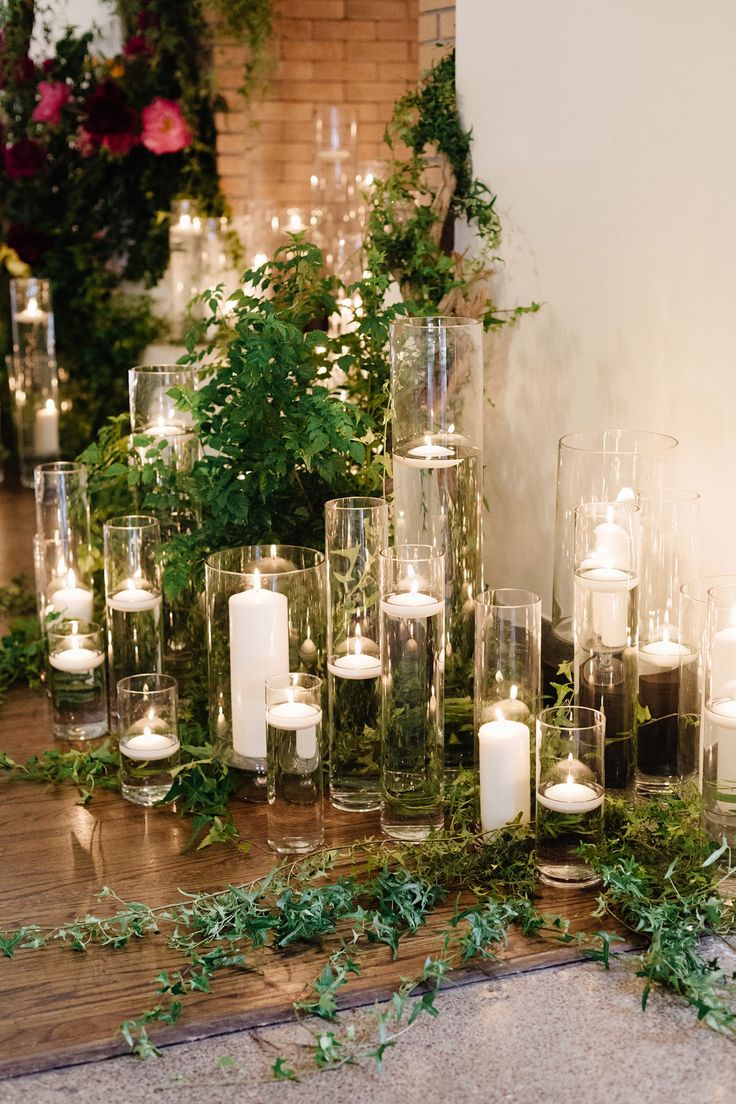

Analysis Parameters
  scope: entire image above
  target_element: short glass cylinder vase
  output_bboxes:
[205,546,325,799]
[33,532,95,631]
[390,317,483,774]
[47,620,107,741]
[325,496,388,812]
[551,431,677,655]
[379,544,445,840]
[573,501,640,794]
[636,489,701,794]
[536,705,605,889]
[701,583,736,843]
[266,673,324,853]
[118,673,180,806]
[677,575,736,785]
[103,516,163,730]
[128,364,196,436]
[34,461,91,544]
[474,589,541,833]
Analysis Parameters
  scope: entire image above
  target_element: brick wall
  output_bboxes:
[214,0,419,217]
[418,0,455,72]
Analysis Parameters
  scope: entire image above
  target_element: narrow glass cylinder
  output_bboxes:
[536,705,605,888]
[266,673,324,853]
[474,589,541,833]
[379,544,445,840]
[169,199,203,338]
[34,461,90,545]
[390,316,483,774]
[205,546,325,799]
[573,501,640,794]
[103,516,163,729]
[636,490,701,794]
[117,673,180,806]
[9,356,60,486]
[702,583,736,843]
[325,496,388,812]
[678,575,736,785]
[10,277,55,363]
[33,532,95,631]
[128,364,196,435]
[47,620,107,741]
[551,431,677,651]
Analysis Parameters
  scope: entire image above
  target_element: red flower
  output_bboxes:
[74,127,96,158]
[84,81,138,144]
[4,139,46,178]
[32,81,71,125]
[123,34,149,58]
[6,222,53,265]
[140,98,191,155]
[102,131,139,155]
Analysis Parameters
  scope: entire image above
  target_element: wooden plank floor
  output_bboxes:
[0,486,635,1079]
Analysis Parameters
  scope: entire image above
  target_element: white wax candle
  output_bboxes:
[710,626,736,698]
[381,590,444,619]
[127,712,172,736]
[638,639,694,675]
[705,700,736,805]
[705,699,736,731]
[33,399,59,455]
[266,699,321,759]
[398,438,461,469]
[537,780,603,814]
[50,585,94,623]
[229,585,289,760]
[121,730,180,761]
[15,299,47,324]
[328,652,382,680]
[107,583,162,612]
[49,646,104,673]
[478,718,530,832]
[576,567,635,650]
[593,520,629,568]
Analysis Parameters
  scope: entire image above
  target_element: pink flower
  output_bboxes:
[140,97,191,155]
[75,127,96,157]
[32,81,71,125]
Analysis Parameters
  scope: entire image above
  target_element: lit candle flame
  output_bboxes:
[44,398,56,414]
[510,684,518,701]
[566,751,574,785]
[355,623,362,656]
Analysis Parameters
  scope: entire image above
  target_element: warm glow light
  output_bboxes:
[253,567,262,592]
[566,751,574,785]
[44,398,56,413]
[355,624,363,656]
[253,252,267,267]
[510,684,519,701]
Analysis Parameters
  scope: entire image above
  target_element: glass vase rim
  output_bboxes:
[706,582,736,609]
[205,544,325,579]
[130,363,196,376]
[116,673,177,696]
[47,619,102,640]
[537,705,605,732]
[103,514,160,532]
[475,587,541,610]
[574,500,640,519]
[265,672,323,692]
[34,460,86,477]
[324,495,388,512]
[378,543,444,564]
[390,314,483,331]
[559,429,678,455]
[638,487,701,504]
[10,275,50,289]
[681,574,736,604]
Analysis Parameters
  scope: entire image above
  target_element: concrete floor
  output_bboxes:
[3,944,736,1104]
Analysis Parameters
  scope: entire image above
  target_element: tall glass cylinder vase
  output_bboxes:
[34,532,95,630]
[573,501,640,794]
[390,316,483,774]
[266,673,324,853]
[325,497,388,811]
[702,583,736,843]
[205,546,325,800]
[549,431,677,676]
[169,199,203,339]
[9,279,59,486]
[34,461,90,544]
[379,544,445,840]
[103,516,163,730]
[636,490,701,793]
[678,575,736,785]
[474,589,541,833]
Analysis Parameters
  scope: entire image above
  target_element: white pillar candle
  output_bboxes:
[121,729,180,761]
[33,399,59,456]
[49,575,94,622]
[537,780,603,814]
[229,581,289,760]
[576,567,635,650]
[266,698,321,759]
[478,717,530,832]
[710,620,736,698]
[49,646,104,673]
[107,580,162,612]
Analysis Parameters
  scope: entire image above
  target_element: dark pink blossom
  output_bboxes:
[4,139,46,178]
[140,98,191,155]
[32,81,71,125]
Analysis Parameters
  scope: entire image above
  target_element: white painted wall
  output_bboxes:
[457,0,736,615]
[30,0,120,59]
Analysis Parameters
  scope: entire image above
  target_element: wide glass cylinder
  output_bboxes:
[536,705,605,888]
[325,496,388,812]
[702,583,736,843]
[47,620,107,741]
[118,673,180,806]
[379,544,445,840]
[205,546,325,797]
[266,673,324,854]
[636,490,701,794]
[129,364,196,436]
[390,316,483,773]
[103,516,163,729]
[573,501,640,794]
[34,461,91,544]
[33,532,95,631]
[678,575,736,785]
[552,431,677,648]
[474,589,541,833]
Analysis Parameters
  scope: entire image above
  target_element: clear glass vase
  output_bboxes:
[118,673,180,806]
[34,461,90,544]
[9,279,59,486]
[390,316,483,774]
[205,546,325,800]
[266,673,324,853]
[702,582,736,843]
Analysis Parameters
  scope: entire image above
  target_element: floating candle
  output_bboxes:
[49,646,104,673]
[121,729,180,761]
[107,579,162,612]
[537,780,603,814]
[266,697,322,759]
